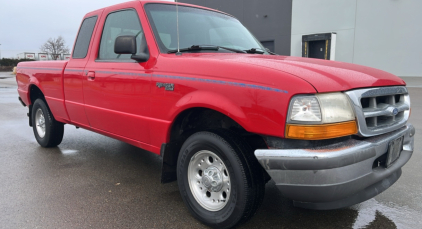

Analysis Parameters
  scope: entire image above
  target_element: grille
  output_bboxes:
[345,86,410,137]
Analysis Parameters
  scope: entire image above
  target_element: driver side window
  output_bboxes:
[98,9,147,60]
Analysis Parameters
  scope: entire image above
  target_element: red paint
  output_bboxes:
[16,1,405,155]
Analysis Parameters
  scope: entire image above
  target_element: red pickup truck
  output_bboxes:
[16,1,414,228]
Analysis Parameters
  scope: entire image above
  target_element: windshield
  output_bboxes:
[144,3,267,54]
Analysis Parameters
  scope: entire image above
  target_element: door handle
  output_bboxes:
[87,71,95,80]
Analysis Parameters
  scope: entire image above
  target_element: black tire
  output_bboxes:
[177,129,265,229]
[32,99,64,147]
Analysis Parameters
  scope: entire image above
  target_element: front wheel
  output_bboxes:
[32,99,64,147]
[177,130,265,228]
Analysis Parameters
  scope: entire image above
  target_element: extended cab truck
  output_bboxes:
[17,1,415,228]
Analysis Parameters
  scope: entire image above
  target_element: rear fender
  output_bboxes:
[16,68,42,106]
[27,79,43,104]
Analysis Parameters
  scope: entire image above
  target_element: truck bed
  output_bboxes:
[17,60,69,123]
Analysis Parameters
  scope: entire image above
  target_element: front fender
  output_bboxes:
[172,90,248,128]
[167,87,288,138]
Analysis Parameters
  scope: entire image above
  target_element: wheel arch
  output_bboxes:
[161,105,268,184]
[29,84,46,104]
[25,84,46,127]
[169,91,249,135]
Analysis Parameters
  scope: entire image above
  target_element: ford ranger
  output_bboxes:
[16,1,415,228]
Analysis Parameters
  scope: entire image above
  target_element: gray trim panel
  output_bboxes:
[293,169,402,210]
[255,124,413,170]
[254,124,414,209]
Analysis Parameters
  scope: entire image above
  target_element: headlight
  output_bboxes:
[286,92,357,140]
[288,93,354,123]
[290,96,322,122]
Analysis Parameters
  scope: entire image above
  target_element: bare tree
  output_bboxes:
[40,36,70,60]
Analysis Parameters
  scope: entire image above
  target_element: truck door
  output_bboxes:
[64,13,101,126]
[83,7,151,143]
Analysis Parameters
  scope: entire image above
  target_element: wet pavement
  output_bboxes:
[1,71,421,228]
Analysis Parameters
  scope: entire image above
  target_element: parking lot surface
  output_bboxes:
[1,72,421,228]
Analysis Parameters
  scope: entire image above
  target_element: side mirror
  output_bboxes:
[114,35,149,62]
[115,36,136,54]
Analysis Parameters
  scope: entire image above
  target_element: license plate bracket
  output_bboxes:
[386,136,404,167]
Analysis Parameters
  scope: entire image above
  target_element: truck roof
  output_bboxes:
[83,0,231,20]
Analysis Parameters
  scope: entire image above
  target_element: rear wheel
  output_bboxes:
[177,130,265,228]
[32,99,64,147]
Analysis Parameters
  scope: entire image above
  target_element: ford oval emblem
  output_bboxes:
[392,108,399,116]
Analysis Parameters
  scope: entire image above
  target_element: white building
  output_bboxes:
[17,52,36,60]
[290,0,422,77]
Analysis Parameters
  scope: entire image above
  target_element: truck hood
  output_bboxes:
[225,55,405,92]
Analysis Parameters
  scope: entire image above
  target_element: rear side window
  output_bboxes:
[72,16,98,59]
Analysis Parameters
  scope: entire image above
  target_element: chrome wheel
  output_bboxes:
[35,108,46,138]
[188,150,231,211]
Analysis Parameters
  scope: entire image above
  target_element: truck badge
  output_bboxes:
[156,82,174,91]
[392,108,398,116]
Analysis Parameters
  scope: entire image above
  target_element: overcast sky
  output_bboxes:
[0,0,173,58]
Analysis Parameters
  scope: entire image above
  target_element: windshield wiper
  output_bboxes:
[168,45,246,54]
[168,45,217,54]
[216,46,246,53]
[244,48,266,54]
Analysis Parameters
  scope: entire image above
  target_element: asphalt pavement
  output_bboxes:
[1,71,421,229]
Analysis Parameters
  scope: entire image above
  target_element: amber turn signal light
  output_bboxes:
[286,121,358,140]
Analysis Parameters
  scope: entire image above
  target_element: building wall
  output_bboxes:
[291,0,422,76]
[180,0,293,55]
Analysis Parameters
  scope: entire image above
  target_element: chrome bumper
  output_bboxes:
[255,124,415,210]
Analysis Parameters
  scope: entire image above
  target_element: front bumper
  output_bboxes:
[255,124,415,210]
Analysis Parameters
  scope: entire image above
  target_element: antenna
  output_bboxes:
[175,0,181,55]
